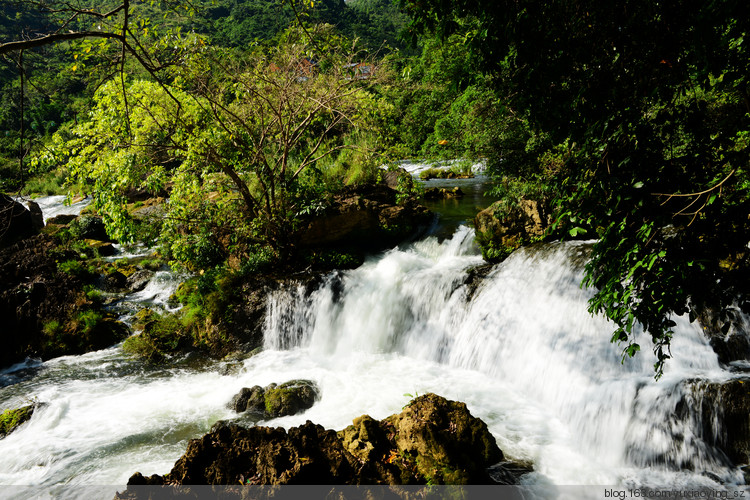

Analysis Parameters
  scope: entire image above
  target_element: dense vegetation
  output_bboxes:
[401,0,750,375]
[2,0,748,373]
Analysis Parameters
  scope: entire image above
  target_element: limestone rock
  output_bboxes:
[0,404,36,438]
[71,215,110,242]
[26,200,44,231]
[696,378,750,465]
[383,393,504,484]
[474,198,551,262]
[122,393,512,489]
[0,234,129,368]
[380,167,413,191]
[159,421,357,485]
[46,214,77,225]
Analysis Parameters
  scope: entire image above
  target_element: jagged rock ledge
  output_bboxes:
[116,394,524,497]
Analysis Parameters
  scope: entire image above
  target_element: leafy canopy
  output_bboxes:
[401,0,750,375]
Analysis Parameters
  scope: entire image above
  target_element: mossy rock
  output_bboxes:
[0,405,35,438]
[83,239,116,257]
[227,380,320,418]
[121,393,516,488]
[228,385,266,414]
[384,393,503,484]
[122,312,189,362]
[264,380,319,418]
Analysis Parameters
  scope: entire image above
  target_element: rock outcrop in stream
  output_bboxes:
[474,197,551,262]
[119,394,508,494]
[297,184,432,251]
[228,380,319,418]
[695,378,750,465]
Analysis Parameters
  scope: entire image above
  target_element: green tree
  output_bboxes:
[40,26,383,267]
[401,0,750,375]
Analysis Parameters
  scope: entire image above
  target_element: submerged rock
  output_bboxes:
[121,393,511,491]
[423,186,464,200]
[228,380,320,418]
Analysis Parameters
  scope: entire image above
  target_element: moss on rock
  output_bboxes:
[122,393,511,490]
[0,405,35,438]
[228,380,320,418]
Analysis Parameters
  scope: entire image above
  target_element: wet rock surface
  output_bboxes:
[695,378,750,465]
[126,270,155,293]
[0,404,38,438]
[120,393,511,492]
[228,380,319,418]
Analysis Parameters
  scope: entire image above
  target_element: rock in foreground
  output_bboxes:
[119,394,507,495]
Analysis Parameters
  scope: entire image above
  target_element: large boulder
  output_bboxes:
[26,200,44,231]
[121,393,509,491]
[297,185,432,251]
[380,167,414,191]
[70,215,110,242]
[695,378,750,465]
[380,393,504,484]
[0,194,39,246]
[474,198,551,262]
[139,421,357,486]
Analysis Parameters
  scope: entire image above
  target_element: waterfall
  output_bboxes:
[264,226,741,486]
[0,223,745,492]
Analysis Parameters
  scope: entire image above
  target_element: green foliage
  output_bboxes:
[377,34,505,161]
[303,249,364,270]
[403,0,750,374]
[42,319,63,338]
[39,25,384,267]
[57,259,97,280]
[83,285,103,305]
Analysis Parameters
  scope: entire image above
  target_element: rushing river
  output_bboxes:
[0,194,747,498]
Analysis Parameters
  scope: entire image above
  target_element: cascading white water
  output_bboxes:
[263,227,742,487]
[29,195,92,223]
[0,224,746,496]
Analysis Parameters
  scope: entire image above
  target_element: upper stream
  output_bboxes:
[0,192,747,498]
